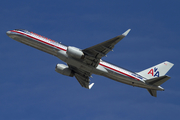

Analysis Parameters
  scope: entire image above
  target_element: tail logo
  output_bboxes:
[148,67,159,77]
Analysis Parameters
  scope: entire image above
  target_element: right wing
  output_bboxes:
[68,65,94,89]
[75,73,94,89]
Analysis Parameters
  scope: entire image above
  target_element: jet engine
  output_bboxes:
[55,64,74,77]
[66,46,85,59]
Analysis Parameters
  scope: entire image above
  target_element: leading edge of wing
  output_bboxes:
[86,29,131,50]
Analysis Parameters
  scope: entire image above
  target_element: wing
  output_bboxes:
[82,29,131,67]
[68,65,94,89]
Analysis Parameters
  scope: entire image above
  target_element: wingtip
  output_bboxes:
[89,83,94,89]
[122,29,131,36]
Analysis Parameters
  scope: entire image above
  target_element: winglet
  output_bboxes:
[89,83,94,89]
[122,29,131,36]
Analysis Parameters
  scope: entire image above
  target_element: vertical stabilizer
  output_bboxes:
[137,61,174,79]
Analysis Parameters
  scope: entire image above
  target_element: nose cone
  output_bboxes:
[6,31,11,36]
[6,30,16,39]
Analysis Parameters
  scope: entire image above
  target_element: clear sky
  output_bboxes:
[1,0,180,120]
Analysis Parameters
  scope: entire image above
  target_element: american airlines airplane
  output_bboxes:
[6,29,174,97]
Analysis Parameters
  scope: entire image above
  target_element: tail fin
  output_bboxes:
[136,61,174,79]
[137,61,174,97]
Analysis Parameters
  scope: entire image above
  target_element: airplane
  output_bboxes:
[6,29,174,97]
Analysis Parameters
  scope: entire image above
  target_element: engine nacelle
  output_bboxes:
[66,46,84,59]
[55,64,74,77]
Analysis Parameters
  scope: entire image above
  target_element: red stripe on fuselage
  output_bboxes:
[11,30,67,51]
[99,63,139,81]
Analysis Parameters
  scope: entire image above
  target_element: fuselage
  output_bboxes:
[6,29,163,91]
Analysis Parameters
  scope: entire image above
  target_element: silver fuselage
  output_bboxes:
[6,30,163,91]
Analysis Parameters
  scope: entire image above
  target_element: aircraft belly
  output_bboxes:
[13,35,58,56]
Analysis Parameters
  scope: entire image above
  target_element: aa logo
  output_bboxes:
[148,67,159,77]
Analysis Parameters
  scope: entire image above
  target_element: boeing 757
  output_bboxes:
[6,29,174,97]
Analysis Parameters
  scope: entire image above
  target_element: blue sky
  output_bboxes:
[0,0,180,120]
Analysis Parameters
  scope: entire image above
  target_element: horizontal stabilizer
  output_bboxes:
[145,75,170,86]
[147,89,157,97]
